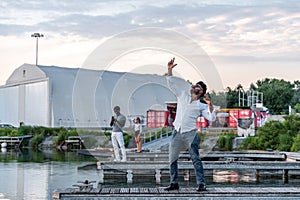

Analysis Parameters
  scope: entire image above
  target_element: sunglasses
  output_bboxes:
[192,84,203,95]
[193,89,201,95]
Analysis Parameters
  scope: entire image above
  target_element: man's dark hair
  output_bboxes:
[196,81,207,97]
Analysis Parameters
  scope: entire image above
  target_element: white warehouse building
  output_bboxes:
[0,64,190,128]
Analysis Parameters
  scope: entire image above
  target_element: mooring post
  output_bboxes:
[127,169,133,183]
[98,169,104,183]
[97,162,104,183]
[155,169,161,184]
[184,169,190,181]
[256,169,260,182]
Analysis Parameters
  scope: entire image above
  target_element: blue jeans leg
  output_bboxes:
[188,133,205,185]
[170,159,178,184]
[169,130,180,184]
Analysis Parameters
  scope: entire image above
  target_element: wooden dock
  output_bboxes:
[52,186,300,200]
[95,160,300,184]
[78,149,287,161]
[0,135,32,148]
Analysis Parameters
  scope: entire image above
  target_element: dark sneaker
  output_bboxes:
[164,183,179,191]
[197,184,207,192]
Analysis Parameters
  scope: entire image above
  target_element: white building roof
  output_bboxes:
[1,64,190,127]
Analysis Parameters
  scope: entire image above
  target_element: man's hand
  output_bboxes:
[203,94,213,113]
[203,94,211,105]
[110,116,115,127]
[167,57,177,76]
[168,57,177,69]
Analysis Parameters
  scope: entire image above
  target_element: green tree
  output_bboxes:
[291,134,300,152]
[209,90,227,108]
[256,78,294,114]
[295,103,300,113]
[225,86,240,108]
[241,114,300,151]
[291,81,300,112]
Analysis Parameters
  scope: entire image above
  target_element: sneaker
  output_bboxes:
[197,184,207,192]
[164,183,179,191]
[121,159,126,162]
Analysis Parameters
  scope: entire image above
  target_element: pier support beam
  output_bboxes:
[283,169,289,183]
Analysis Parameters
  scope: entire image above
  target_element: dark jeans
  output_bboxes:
[169,130,205,185]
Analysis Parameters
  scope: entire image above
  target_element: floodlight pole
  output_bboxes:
[31,33,44,66]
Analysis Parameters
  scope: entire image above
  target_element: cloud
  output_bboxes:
[1,1,300,60]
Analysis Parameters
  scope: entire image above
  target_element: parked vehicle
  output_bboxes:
[0,124,16,128]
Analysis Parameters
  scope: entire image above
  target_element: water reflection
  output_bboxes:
[0,148,97,162]
[0,149,300,200]
[0,148,97,200]
[213,170,256,183]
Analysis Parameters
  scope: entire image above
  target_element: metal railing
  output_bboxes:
[141,126,173,146]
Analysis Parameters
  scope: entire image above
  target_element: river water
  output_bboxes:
[0,148,299,200]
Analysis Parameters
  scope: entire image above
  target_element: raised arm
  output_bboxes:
[166,57,182,97]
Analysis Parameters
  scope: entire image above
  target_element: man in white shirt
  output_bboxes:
[110,106,127,162]
[164,58,216,192]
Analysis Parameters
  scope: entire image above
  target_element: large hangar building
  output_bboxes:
[0,64,189,128]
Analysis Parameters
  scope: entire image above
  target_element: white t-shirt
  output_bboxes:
[167,76,216,133]
[134,123,142,133]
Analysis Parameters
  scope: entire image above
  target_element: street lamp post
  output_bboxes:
[31,33,44,66]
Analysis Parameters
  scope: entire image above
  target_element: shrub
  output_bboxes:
[123,132,133,147]
[54,129,68,146]
[18,126,33,135]
[291,133,300,152]
[218,135,226,150]
[31,134,44,148]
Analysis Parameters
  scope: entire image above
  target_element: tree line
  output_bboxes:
[209,78,300,114]
[241,114,300,152]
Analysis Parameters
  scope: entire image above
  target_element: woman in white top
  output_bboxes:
[134,117,143,153]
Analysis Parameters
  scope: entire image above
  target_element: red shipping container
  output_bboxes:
[228,109,239,128]
[146,110,169,128]
[239,109,252,119]
[228,121,237,128]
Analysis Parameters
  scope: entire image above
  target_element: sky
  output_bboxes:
[0,0,300,91]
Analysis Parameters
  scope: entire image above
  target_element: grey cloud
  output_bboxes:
[1,0,299,50]
[213,54,300,62]
[37,14,136,38]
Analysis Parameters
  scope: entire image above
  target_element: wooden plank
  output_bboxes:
[54,186,300,199]
[98,160,300,171]
[130,187,140,194]
[81,150,287,161]
[100,188,110,194]
[157,187,169,194]
[148,188,159,193]
[179,187,193,194]
[213,187,227,193]
[140,188,150,193]
[120,187,130,193]
[110,188,120,194]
